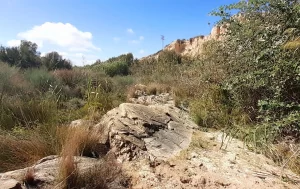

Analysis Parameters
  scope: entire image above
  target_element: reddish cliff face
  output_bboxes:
[163,25,227,58]
[141,25,227,60]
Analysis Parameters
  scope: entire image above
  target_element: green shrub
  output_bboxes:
[103,62,129,77]
[24,68,57,92]
[210,0,300,142]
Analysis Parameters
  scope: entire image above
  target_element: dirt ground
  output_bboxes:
[123,130,300,189]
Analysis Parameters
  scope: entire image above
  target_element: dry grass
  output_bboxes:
[127,85,139,99]
[58,155,78,189]
[146,83,171,95]
[58,126,129,189]
[58,126,101,188]
[76,153,130,189]
[127,83,171,100]
[267,142,300,175]
[0,133,54,172]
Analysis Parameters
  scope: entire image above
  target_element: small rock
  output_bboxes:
[169,161,176,167]
[180,176,191,184]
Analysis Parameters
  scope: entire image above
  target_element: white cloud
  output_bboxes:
[127,28,134,34]
[139,49,145,54]
[7,39,21,47]
[69,47,90,52]
[113,37,120,42]
[139,36,144,40]
[11,22,101,52]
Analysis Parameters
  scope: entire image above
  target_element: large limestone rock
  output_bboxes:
[92,102,196,162]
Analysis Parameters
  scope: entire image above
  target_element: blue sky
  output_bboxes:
[0,0,238,66]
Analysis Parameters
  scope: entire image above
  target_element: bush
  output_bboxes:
[103,62,129,77]
[52,69,85,88]
[24,68,57,92]
[0,62,31,99]
[210,0,300,141]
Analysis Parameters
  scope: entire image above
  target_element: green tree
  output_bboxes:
[0,40,41,68]
[42,51,72,70]
[19,40,41,68]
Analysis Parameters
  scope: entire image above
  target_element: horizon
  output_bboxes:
[0,0,238,66]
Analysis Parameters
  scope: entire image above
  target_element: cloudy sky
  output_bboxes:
[0,0,238,66]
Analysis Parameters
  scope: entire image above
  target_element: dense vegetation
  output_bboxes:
[0,0,299,186]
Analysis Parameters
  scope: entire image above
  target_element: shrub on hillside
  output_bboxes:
[158,50,181,65]
[103,62,129,77]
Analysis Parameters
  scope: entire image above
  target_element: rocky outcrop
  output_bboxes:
[91,101,196,162]
[163,25,227,58]
[141,24,227,60]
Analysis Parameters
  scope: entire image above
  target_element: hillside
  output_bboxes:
[142,24,227,60]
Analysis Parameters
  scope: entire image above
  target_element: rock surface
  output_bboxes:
[0,156,100,189]
[123,131,300,189]
[91,101,195,162]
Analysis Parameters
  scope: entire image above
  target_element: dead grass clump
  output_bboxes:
[268,143,300,175]
[146,83,170,95]
[76,153,131,189]
[58,126,101,188]
[126,85,140,99]
[58,155,78,189]
[58,126,100,158]
[127,83,171,100]
[0,133,53,172]
[58,127,129,189]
